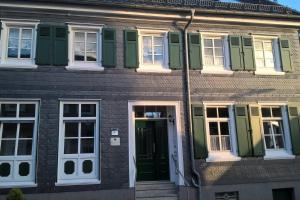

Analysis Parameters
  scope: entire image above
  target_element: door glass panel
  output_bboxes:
[207,108,217,118]
[63,104,79,117]
[19,104,35,117]
[80,139,94,153]
[19,162,30,176]
[2,123,17,138]
[64,139,78,154]
[81,104,96,117]
[82,160,93,174]
[0,163,11,177]
[0,104,17,117]
[19,123,34,138]
[17,140,32,155]
[0,140,15,155]
[81,122,94,137]
[64,161,75,175]
[65,123,78,137]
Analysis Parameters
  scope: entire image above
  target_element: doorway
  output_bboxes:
[135,120,169,181]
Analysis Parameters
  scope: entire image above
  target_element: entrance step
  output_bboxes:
[136,181,178,200]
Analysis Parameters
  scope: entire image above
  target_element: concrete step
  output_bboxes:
[136,197,178,200]
[136,184,177,191]
[136,190,177,198]
[135,181,178,200]
[136,181,173,185]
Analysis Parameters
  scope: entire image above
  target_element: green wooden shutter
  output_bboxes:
[188,33,202,70]
[124,30,138,68]
[249,105,264,156]
[102,28,116,67]
[36,24,52,65]
[235,105,252,157]
[53,26,68,66]
[242,36,256,71]
[288,104,300,155]
[192,105,207,159]
[229,36,243,71]
[169,32,183,70]
[279,38,293,72]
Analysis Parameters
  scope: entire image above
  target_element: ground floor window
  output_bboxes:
[0,101,39,186]
[272,188,294,200]
[57,101,100,184]
[215,191,239,200]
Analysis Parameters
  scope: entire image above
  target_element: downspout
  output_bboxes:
[184,9,202,200]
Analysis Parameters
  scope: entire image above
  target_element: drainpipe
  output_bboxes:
[184,9,202,200]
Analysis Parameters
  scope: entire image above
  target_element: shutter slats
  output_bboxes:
[242,36,256,71]
[249,105,265,156]
[53,26,68,66]
[229,35,243,71]
[235,105,252,157]
[288,104,300,155]
[279,38,293,72]
[169,32,183,70]
[192,105,207,159]
[188,33,202,70]
[36,24,53,65]
[102,28,116,67]
[124,30,138,68]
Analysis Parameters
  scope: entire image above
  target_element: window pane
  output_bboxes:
[272,107,282,117]
[82,160,93,174]
[81,104,96,117]
[255,41,263,50]
[220,122,229,135]
[63,104,79,117]
[272,121,283,135]
[86,43,97,52]
[215,48,223,57]
[0,104,17,117]
[0,140,15,155]
[204,48,213,56]
[207,108,217,118]
[19,123,34,138]
[21,39,32,49]
[87,33,97,43]
[265,59,275,68]
[264,50,273,59]
[64,161,75,175]
[81,139,94,153]
[264,42,273,50]
[19,162,30,176]
[204,56,214,66]
[9,28,20,38]
[154,55,163,65]
[218,108,229,118]
[221,135,231,151]
[256,58,264,67]
[143,55,152,64]
[214,39,223,47]
[275,136,284,149]
[154,46,163,55]
[156,106,167,118]
[262,107,271,117]
[264,135,274,149]
[255,50,264,59]
[74,51,84,61]
[64,139,78,154]
[135,106,144,118]
[75,32,85,42]
[210,136,220,151]
[143,36,152,54]
[65,123,78,137]
[215,57,224,66]
[75,42,85,52]
[2,123,17,138]
[204,39,213,47]
[17,140,32,155]
[263,122,272,135]
[0,163,11,177]
[7,48,18,58]
[20,48,31,58]
[8,38,19,48]
[154,37,163,46]
[22,29,32,39]
[81,122,94,137]
[86,52,97,61]
[19,104,35,117]
[209,122,218,135]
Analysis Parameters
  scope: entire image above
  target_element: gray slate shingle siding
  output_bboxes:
[0,2,300,200]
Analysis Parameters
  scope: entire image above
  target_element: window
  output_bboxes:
[0,101,39,187]
[254,37,283,75]
[57,101,100,185]
[138,30,169,73]
[201,34,231,74]
[272,188,294,200]
[215,192,239,200]
[0,21,38,68]
[204,104,240,162]
[260,105,294,159]
[67,25,103,71]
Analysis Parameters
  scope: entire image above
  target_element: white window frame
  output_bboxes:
[200,32,232,75]
[258,102,294,160]
[137,29,170,73]
[67,24,104,71]
[0,20,38,69]
[57,101,100,186]
[0,100,39,188]
[253,35,285,76]
[203,102,240,162]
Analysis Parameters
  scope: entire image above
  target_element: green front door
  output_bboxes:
[135,120,170,181]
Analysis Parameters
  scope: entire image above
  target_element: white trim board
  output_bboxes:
[128,101,184,187]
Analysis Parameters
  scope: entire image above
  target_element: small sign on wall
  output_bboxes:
[110,137,120,146]
[111,128,119,136]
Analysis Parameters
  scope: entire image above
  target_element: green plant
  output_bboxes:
[6,188,24,200]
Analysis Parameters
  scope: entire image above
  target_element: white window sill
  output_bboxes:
[255,70,285,76]
[136,67,171,73]
[206,152,241,162]
[0,63,37,69]
[66,66,104,71]
[201,68,233,75]
[56,179,101,186]
[264,150,295,160]
[0,182,37,188]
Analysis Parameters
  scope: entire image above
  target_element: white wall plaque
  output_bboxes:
[110,137,120,146]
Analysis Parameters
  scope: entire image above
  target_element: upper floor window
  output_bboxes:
[67,25,103,71]
[201,34,231,74]
[0,21,38,68]
[254,37,283,75]
[138,30,170,73]
[0,101,39,187]
[204,104,240,162]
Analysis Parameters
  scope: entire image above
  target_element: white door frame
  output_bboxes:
[128,101,184,187]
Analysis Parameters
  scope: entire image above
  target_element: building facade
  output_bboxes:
[0,0,300,200]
